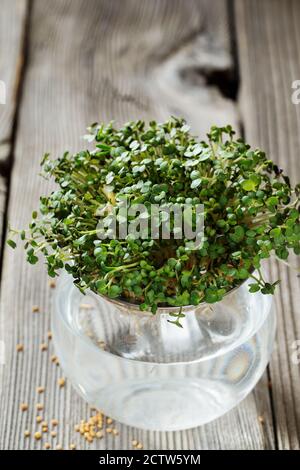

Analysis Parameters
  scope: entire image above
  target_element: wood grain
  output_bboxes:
[0,0,28,251]
[236,0,300,450]
[0,0,28,153]
[0,0,276,449]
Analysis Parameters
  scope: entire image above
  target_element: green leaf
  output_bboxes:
[248,283,260,293]
[191,178,202,189]
[242,179,257,191]
[7,239,16,249]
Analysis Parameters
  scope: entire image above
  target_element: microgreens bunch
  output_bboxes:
[8,117,300,317]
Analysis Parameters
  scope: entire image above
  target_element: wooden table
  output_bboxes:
[0,0,300,450]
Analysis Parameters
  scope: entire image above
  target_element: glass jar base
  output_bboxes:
[53,273,276,430]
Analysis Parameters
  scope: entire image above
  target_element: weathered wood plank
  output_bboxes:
[0,0,28,252]
[0,0,273,449]
[235,0,300,450]
[0,0,28,151]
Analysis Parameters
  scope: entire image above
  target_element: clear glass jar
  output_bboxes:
[52,273,276,431]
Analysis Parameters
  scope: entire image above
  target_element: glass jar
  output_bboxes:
[52,273,276,431]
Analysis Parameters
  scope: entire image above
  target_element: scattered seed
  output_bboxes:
[55,444,63,450]
[112,429,119,436]
[106,417,113,425]
[36,416,42,423]
[47,331,53,340]
[34,431,42,440]
[51,355,58,363]
[132,440,138,447]
[42,427,48,433]
[32,305,40,313]
[69,444,76,450]
[37,386,45,394]
[80,303,93,310]
[16,344,24,352]
[40,343,48,352]
[36,403,44,411]
[258,415,265,424]
[106,427,112,433]
[51,419,59,427]
[44,443,51,450]
[51,431,57,438]
[58,377,66,388]
[20,403,28,412]
[75,411,104,444]
[24,430,30,438]
[49,280,56,289]
[41,421,48,427]
[136,443,143,450]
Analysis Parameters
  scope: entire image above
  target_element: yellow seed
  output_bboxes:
[258,415,265,424]
[55,444,63,450]
[16,344,24,352]
[80,303,93,310]
[47,331,52,340]
[42,427,48,433]
[74,424,80,432]
[34,432,42,440]
[40,343,48,351]
[20,403,28,412]
[36,403,43,411]
[113,429,119,436]
[44,442,51,449]
[136,443,143,449]
[51,431,57,438]
[132,440,138,446]
[37,386,45,394]
[51,419,59,427]
[106,427,112,433]
[96,431,103,438]
[49,280,56,289]
[32,305,40,313]
[41,421,47,426]
[58,377,66,388]
[36,416,42,423]
[24,430,30,438]
[106,417,113,425]
[69,444,76,450]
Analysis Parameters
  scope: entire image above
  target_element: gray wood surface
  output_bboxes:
[0,0,28,247]
[0,0,298,450]
[236,0,300,450]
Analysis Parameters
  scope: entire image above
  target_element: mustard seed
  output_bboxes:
[58,378,66,388]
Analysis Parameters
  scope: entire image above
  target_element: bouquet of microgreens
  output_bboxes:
[8,117,300,322]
